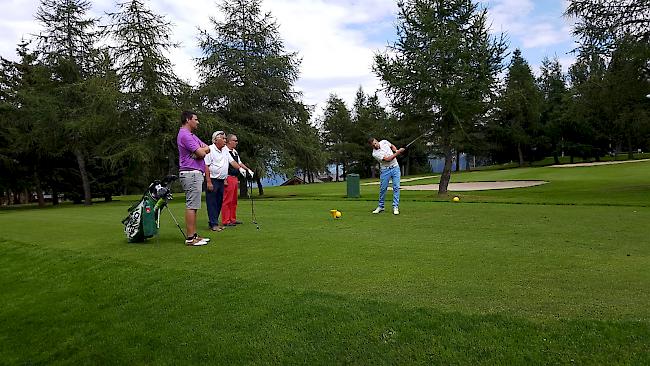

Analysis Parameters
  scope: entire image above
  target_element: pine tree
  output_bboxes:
[497,49,542,166]
[0,41,61,206]
[374,0,506,195]
[565,47,609,162]
[106,0,183,184]
[602,37,650,157]
[566,0,650,52]
[197,0,303,194]
[321,94,353,181]
[280,106,327,183]
[34,0,119,205]
[538,56,568,164]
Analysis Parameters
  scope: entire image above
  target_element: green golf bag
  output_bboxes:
[122,175,180,243]
[122,193,159,242]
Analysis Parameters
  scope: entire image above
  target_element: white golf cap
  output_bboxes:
[212,130,225,140]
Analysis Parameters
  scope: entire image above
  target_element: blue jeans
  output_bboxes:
[378,165,400,209]
[206,178,225,228]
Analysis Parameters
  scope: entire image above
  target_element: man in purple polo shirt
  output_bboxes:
[177,111,211,246]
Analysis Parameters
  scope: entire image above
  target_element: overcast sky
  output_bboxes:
[0,0,577,117]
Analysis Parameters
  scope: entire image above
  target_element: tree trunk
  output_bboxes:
[455,150,461,172]
[168,150,176,176]
[34,173,45,207]
[406,155,411,176]
[74,148,92,206]
[517,143,524,166]
[52,187,59,205]
[335,162,339,182]
[256,176,264,196]
[438,145,454,196]
[465,155,470,171]
[627,135,633,159]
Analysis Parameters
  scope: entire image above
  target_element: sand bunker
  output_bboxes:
[550,158,650,168]
[362,175,437,186]
[396,180,547,191]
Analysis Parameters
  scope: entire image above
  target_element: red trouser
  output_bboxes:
[221,175,239,225]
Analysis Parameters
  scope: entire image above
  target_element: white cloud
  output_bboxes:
[519,22,572,48]
[487,0,536,28]
[485,0,573,49]
[557,54,577,74]
[0,0,41,60]
[261,0,396,110]
[0,0,577,119]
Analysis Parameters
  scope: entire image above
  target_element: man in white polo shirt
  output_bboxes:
[369,137,405,215]
[204,131,246,232]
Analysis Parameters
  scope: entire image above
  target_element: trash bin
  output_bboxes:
[346,174,360,198]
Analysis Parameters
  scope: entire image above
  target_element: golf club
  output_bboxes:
[157,199,186,239]
[247,174,260,230]
[404,129,433,149]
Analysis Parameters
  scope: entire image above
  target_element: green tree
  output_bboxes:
[566,0,650,51]
[106,0,183,186]
[0,40,67,206]
[280,106,327,183]
[565,47,609,161]
[496,49,542,166]
[601,37,650,157]
[197,0,303,194]
[374,0,506,195]
[35,0,119,205]
[350,88,393,177]
[321,94,353,181]
[538,56,568,164]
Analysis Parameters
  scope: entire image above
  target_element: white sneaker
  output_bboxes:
[193,233,210,243]
[185,237,208,246]
[393,207,399,215]
[372,207,384,214]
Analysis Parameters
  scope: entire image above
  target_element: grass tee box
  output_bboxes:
[1,162,649,364]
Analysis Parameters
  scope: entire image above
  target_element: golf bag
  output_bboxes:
[122,175,179,243]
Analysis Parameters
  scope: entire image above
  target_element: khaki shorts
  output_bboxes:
[179,170,204,210]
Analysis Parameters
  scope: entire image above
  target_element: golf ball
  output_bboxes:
[452,196,460,202]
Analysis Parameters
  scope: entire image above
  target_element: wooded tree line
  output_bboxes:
[1,0,649,204]
[327,0,650,194]
[0,0,308,205]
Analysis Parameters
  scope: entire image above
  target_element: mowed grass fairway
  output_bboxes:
[1,162,649,364]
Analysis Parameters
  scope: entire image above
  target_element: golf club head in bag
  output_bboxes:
[149,175,178,202]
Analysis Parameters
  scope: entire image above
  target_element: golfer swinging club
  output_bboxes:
[369,137,405,215]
